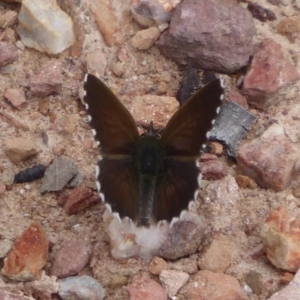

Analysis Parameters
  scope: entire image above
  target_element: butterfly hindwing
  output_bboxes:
[98,157,139,221]
[83,74,140,155]
[152,159,200,223]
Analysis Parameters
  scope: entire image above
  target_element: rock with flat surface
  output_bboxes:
[127,275,167,300]
[30,61,62,96]
[261,207,300,272]
[157,0,255,73]
[0,42,17,67]
[242,38,300,109]
[17,0,75,54]
[159,269,189,298]
[51,241,91,278]
[4,88,26,109]
[185,270,249,300]
[2,222,48,281]
[238,124,300,191]
[5,138,38,164]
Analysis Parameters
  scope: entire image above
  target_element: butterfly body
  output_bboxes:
[83,74,224,228]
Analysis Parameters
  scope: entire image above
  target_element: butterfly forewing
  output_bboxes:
[84,74,140,221]
[161,79,224,157]
[152,79,224,222]
[83,74,140,155]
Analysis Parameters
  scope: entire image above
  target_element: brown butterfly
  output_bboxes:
[83,74,224,227]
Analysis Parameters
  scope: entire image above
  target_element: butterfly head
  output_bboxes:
[141,121,163,139]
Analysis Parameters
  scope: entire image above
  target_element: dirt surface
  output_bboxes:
[1,0,300,299]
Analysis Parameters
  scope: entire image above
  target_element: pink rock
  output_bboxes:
[148,256,167,275]
[198,233,233,273]
[242,38,300,109]
[2,222,49,281]
[4,88,26,109]
[159,269,189,298]
[200,159,227,180]
[51,241,91,278]
[157,0,255,73]
[238,124,300,191]
[261,207,300,272]
[228,91,248,108]
[30,61,62,96]
[185,270,249,300]
[158,220,206,260]
[127,275,167,300]
[0,41,17,67]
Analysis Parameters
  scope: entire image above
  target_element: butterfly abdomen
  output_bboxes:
[136,136,165,226]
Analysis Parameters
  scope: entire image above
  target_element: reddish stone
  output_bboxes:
[30,61,62,96]
[158,220,206,260]
[185,270,248,300]
[238,124,300,191]
[242,38,300,109]
[51,241,91,278]
[156,0,255,73]
[4,88,26,109]
[62,185,100,215]
[228,91,248,108]
[0,42,17,67]
[261,207,300,272]
[148,256,167,275]
[2,222,49,281]
[235,175,257,189]
[127,275,167,300]
[201,159,227,180]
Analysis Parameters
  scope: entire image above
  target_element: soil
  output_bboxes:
[1,0,300,300]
